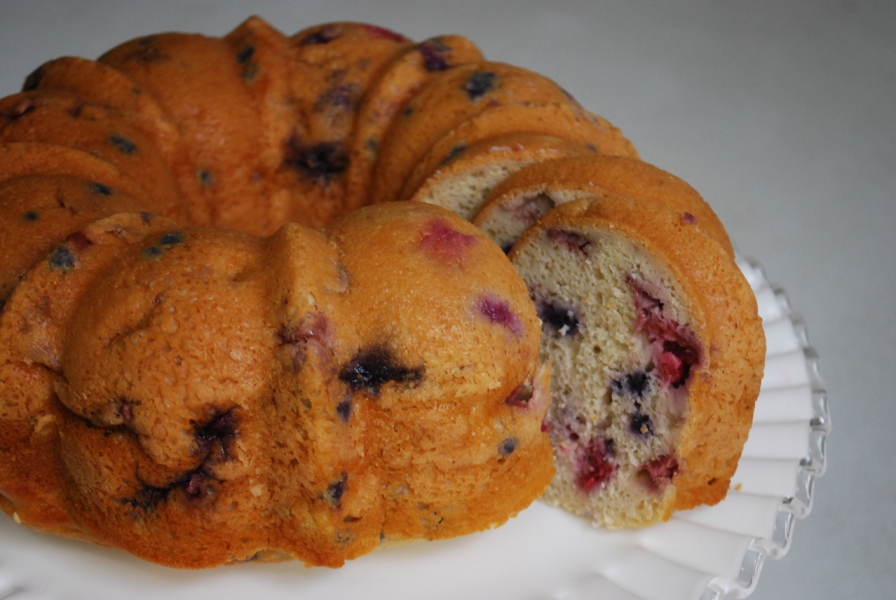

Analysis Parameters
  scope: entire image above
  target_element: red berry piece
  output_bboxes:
[575,437,617,493]
[546,228,592,256]
[639,454,679,492]
[477,294,522,335]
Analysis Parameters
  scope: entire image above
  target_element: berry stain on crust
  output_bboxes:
[418,38,451,72]
[339,345,424,395]
[141,231,185,259]
[477,294,522,335]
[109,134,137,155]
[48,245,76,272]
[193,409,238,462]
[315,82,360,112]
[90,181,114,196]
[418,218,476,264]
[498,438,517,458]
[282,136,349,182]
[123,467,220,512]
[235,45,255,64]
[336,398,352,422]
[277,312,332,373]
[325,473,348,509]
[463,71,497,101]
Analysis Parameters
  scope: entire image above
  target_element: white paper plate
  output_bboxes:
[0,257,829,600]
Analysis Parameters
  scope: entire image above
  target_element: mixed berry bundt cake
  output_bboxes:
[0,14,763,568]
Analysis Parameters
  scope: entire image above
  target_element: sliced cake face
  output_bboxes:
[512,211,697,526]
[474,184,593,253]
[402,133,596,221]
[473,155,735,256]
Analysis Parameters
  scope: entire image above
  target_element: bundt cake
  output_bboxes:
[0,14,763,568]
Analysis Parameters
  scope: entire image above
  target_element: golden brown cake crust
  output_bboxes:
[0,203,553,568]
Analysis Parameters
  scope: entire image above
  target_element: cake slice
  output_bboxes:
[509,196,764,526]
[474,154,733,256]
[402,132,596,220]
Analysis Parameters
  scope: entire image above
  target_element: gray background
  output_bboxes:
[1,1,893,598]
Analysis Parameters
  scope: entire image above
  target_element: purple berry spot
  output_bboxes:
[48,246,76,271]
[339,345,424,395]
[418,38,451,72]
[141,231,185,259]
[109,134,137,155]
[681,212,698,225]
[22,210,39,222]
[419,218,476,264]
[118,399,135,422]
[315,82,360,112]
[193,409,237,462]
[90,181,113,196]
[478,295,522,335]
[498,438,517,458]
[123,467,219,511]
[576,437,617,493]
[277,313,331,373]
[336,398,352,422]
[197,169,214,187]
[640,454,679,491]
[546,228,592,256]
[325,473,348,509]
[236,45,255,64]
[283,135,349,181]
[531,291,580,337]
[464,71,497,101]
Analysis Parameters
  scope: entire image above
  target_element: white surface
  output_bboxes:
[0,259,827,600]
[1,1,893,598]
